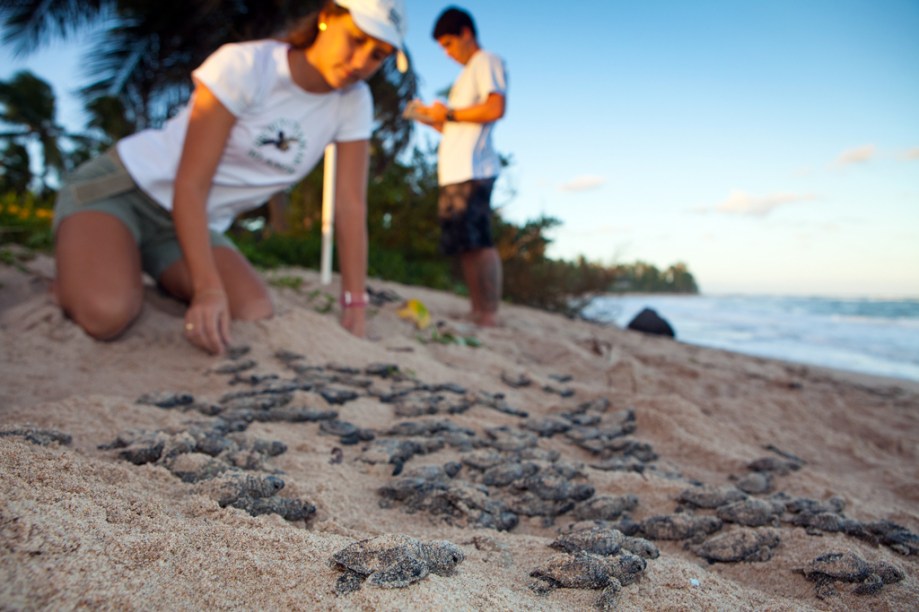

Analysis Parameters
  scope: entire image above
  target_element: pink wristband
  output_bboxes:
[340,291,369,308]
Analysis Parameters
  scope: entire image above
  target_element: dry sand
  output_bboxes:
[1,251,917,611]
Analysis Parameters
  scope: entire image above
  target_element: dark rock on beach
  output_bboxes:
[625,308,675,337]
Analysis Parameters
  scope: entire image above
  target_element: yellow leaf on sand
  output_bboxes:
[397,299,431,330]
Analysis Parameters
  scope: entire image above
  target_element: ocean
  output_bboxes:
[581,294,919,383]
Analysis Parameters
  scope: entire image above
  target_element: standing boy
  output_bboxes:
[410,6,507,326]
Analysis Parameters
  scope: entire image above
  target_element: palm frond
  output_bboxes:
[0,0,111,55]
[0,129,31,139]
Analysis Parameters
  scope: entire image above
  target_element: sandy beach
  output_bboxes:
[2,251,917,611]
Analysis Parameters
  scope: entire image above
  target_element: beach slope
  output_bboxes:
[2,254,917,611]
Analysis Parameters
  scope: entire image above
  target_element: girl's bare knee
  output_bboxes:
[69,293,142,340]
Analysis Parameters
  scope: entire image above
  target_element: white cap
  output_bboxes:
[335,0,409,72]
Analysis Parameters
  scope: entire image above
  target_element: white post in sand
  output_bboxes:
[320,143,337,285]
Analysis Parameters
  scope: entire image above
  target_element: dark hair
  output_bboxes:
[285,1,349,49]
[432,6,477,40]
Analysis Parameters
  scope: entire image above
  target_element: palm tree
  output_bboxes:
[367,48,419,174]
[0,70,69,187]
[0,141,32,195]
[84,95,134,145]
[0,70,100,189]
[70,1,320,128]
[1,0,419,241]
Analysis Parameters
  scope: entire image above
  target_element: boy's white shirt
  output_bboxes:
[437,49,507,186]
[117,40,373,232]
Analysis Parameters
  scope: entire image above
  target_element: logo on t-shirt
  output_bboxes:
[258,131,300,152]
[249,119,307,175]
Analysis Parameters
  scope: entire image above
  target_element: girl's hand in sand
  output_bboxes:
[183,289,232,355]
[341,306,366,338]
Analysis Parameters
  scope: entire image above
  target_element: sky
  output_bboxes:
[2,0,918,297]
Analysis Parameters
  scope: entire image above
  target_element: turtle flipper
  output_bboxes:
[335,570,364,595]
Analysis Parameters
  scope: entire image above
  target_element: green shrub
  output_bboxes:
[0,192,54,251]
[232,230,322,270]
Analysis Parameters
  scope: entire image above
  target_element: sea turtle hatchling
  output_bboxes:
[329,534,465,594]
[530,551,647,609]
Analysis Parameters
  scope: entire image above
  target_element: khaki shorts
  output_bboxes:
[53,148,237,281]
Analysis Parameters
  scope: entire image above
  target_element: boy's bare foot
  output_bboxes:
[446,310,478,323]
[474,311,498,327]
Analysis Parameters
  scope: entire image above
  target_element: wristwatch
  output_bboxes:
[445,108,457,122]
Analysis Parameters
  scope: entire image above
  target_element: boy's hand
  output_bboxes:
[404,99,442,125]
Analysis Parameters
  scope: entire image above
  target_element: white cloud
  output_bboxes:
[903,147,919,160]
[835,144,876,166]
[558,175,606,192]
[713,190,817,217]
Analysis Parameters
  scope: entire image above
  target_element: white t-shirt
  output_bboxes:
[117,40,373,232]
[438,50,508,186]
